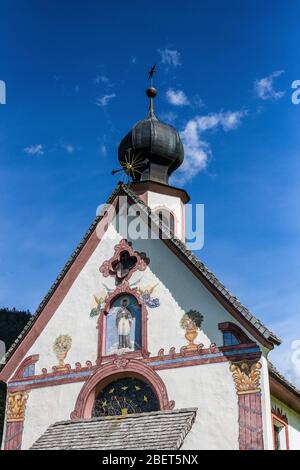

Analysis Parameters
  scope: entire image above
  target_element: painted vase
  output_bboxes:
[56,351,67,368]
[184,327,198,350]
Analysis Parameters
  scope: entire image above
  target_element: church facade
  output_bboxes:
[1,86,300,450]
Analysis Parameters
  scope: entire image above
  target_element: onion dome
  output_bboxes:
[118,86,184,185]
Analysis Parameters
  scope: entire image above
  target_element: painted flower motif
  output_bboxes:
[180,310,204,330]
[53,334,72,355]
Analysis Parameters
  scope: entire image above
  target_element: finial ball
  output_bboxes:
[146,87,157,98]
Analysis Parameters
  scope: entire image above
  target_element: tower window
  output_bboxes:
[155,208,175,234]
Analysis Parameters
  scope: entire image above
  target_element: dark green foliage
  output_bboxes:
[0,307,31,350]
[0,307,31,447]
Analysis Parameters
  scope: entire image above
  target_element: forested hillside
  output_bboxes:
[0,308,31,446]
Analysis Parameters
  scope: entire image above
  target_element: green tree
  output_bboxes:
[0,308,31,446]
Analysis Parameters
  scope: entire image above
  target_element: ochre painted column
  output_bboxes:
[4,391,29,450]
[230,361,264,450]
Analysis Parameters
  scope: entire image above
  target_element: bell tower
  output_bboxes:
[117,75,189,241]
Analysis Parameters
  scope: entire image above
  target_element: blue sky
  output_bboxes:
[0,0,300,383]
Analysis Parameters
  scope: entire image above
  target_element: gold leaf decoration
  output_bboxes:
[7,391,29,422]
[230,361,262,394]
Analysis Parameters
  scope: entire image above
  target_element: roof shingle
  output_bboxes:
[30,408,197,450]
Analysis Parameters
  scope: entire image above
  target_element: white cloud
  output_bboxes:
[24,144,44,156]
[159,111,177,124]
[166,89,189,106]
[172,110,247,184]
[254,70,285,100]
[96,93,116,107]
[62,143,74,154]
[94,75,109,85]
[193,94,205,109]
[100,144,107,156]
[158,48,181,67]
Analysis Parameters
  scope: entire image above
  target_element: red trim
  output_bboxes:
[218,322,253,345]
[12,355,39,379]
[4,421,24,450]
[8,361,93,392]
[97,281,149,362]
[272,410,290,450]
[129,181,190,204]
[0,202,117,383]
[70,359,175,419]
[163,235,275,349]
[147,343,261,370]
[99,239,149,284]
[0,187,274,384]
[272,406,288,423]
[7,345,261,392]
[238,392,264,450]
[126,194,276,349]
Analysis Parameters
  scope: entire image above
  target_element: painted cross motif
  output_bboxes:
[99,239,149,285]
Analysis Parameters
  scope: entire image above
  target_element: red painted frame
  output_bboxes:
[97,281,149,363]
[99,239,149,284]
[218,322,253,344]
[272,409,290,450]
[12,354,39,379]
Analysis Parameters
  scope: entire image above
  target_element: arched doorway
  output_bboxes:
[92,376,160,417]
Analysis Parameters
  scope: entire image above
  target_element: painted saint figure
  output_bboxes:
[116,298,132,349]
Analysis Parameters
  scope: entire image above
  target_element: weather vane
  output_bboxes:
[148,64,156,87]
[111,65,156,181]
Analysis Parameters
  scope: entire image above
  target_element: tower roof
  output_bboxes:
[118,86,184,185]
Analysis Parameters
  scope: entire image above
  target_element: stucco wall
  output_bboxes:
[22,382,83,450]
[159,363,239,450]
[5,216,269,450]
[14,220,259,377]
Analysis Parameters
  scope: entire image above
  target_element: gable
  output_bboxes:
[0,183,279,382]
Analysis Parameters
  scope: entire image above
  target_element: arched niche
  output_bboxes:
[97,282,149,362]
[92,376,160,417]
[70,359,175,420]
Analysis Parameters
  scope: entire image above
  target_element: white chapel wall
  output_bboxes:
[158,363,239,450]
[6,214,271,450]
[22,382,83,449]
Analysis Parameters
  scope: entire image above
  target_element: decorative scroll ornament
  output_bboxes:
[99,239,149,285]
[7,391,29,422]
[230,361,262,394]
